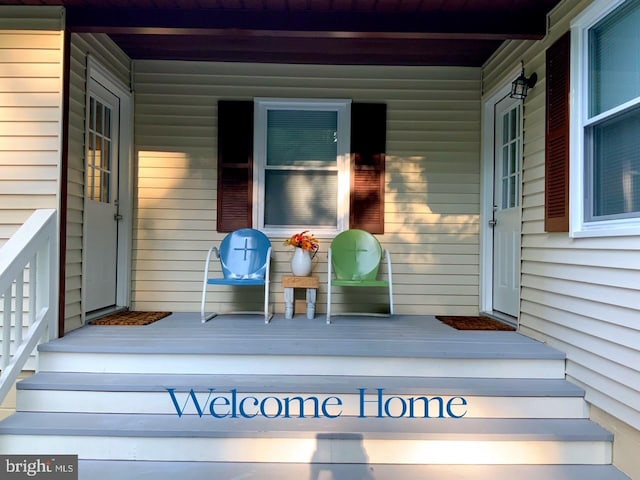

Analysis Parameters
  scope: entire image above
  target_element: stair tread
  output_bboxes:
[0,412,612,440]
[77,461,631,480]
[18,372,585,396]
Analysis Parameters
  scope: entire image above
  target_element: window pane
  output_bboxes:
[510,109,517,140]
[502,145,509,176]
[104,107,111,137]
[591,106,640,217]
[510,141,518,175]
[91,166,101,202]
[589,0,640,116]
[502,178,509,209]
[87,165,94,200]
[96,102,103,134]
[90,98,95,132]
[102,139,110,171]
[267,110,337,166]
[264,170,337,227]
[100,171,109,203]
[502,114,509,146]
[95,133,102,171]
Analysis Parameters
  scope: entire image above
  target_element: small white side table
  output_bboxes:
[282,275,319,320]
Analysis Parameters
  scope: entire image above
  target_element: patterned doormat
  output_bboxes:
[436,315,516,331]
[90,311,172,326]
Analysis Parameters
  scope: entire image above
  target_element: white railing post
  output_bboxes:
[29,253,37,328]
[48,222,58,340]
[36,233,50,341]
[2,287,10,369]
[0,209,58,404]
[15,276,24,345]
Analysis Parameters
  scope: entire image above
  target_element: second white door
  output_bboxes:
[492,95,522,317]
[84,79,120,314]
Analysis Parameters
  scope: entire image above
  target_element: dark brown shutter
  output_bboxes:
[350,103,386,234]
[545,32,571,232]
[217,100,253,232]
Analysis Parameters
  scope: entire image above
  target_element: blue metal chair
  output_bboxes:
[201,228,273,323]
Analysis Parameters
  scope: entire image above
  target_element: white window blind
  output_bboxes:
[589,0,640,117]
[586,0,640,220]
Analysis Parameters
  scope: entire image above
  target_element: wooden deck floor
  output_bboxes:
[43,313,564,360]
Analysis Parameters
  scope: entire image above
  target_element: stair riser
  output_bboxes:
[76,461,633,480]
[1,435,612,465]
[38,352,566,379]
[17,390,588,419]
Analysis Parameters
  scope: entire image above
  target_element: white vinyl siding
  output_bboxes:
[0,7,64,245]
[133,61,481,316]
[483,0,640,436]
[0,6,62,31]
[0,6,64,370]
[65,33,130,331]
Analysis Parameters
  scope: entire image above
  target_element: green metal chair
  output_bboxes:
[326,229,394,324]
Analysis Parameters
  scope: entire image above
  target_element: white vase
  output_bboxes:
[291,247,312,276]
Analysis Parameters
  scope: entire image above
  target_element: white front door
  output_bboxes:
[491,95,522,317]
[84,79,120,313]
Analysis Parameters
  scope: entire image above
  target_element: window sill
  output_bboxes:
[571,219,640,238]
[261,227,342,240]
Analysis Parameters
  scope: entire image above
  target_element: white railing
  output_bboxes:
[0,209,57,404]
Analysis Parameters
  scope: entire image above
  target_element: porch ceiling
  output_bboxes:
[4,0,561,66]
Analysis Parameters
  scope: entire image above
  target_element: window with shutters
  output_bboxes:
[216,100,385,234]
[253,98,351,237]
[570,0,640,237]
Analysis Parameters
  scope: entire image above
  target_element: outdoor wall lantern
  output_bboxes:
[510,67,537,100]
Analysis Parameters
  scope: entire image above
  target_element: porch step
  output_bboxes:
[78,461,632,480]
[37,353,565,379]
[36,317,568,378]
[0,317,630,479]
[0,413,613,465]
[16,372,588,418]
[36,350,566,379]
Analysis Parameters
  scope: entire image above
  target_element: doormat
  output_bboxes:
[90,311,172,326]
[436,315,516,331]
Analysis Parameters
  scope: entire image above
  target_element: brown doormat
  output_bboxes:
[90,311,171,326]
[436,315,516,331]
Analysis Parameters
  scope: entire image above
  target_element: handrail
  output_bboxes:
[0,209,58,404]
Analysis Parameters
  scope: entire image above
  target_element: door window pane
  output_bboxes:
[87,97,113,204]
[96,102,103,135]
[499,106,521,209]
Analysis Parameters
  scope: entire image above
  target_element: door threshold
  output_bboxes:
[481,311,518,329]
[85,306,128,323]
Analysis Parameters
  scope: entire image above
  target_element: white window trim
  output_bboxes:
[253,98,351,238]
[570,0,640,238]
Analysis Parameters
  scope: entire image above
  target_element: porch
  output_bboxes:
[0,313,630,479]
[39,312,548,363]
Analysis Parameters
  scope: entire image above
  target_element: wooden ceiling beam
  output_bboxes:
[109,34,501,66]
[65,6,548,40]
